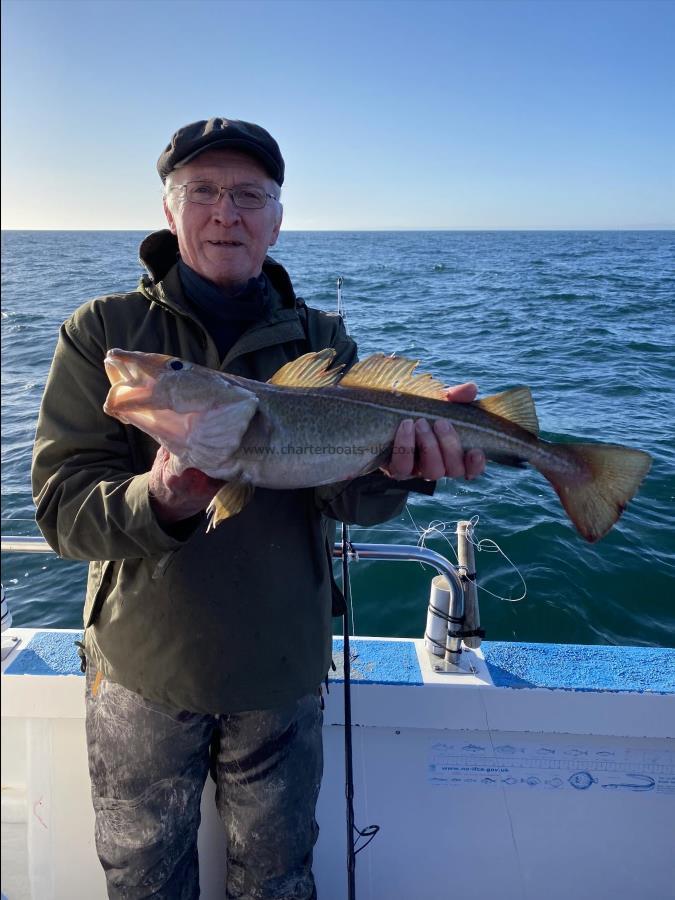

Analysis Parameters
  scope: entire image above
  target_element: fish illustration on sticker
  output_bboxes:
[568,772,597,790]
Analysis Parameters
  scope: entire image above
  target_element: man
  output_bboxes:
[32,118,485,899]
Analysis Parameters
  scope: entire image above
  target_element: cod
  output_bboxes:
[103,348,651,542]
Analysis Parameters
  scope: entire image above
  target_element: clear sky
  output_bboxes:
[2,0,673,230]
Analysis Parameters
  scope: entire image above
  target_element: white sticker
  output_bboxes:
[428,738,675,795]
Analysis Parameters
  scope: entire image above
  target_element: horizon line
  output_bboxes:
[2,226,674,233]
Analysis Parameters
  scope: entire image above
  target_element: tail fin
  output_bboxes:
[542,443,652,542]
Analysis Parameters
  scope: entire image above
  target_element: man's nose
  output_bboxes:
[211,190,241,225]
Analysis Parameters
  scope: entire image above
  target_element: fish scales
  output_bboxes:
[236,385,401,488]
[244,381,581,483]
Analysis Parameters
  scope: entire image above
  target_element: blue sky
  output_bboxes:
[2,0,673,230]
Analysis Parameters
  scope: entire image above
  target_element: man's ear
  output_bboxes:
[163,196,177,235]
[269,203,283,247]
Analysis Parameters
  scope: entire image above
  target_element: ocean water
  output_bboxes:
[2,229,674,647]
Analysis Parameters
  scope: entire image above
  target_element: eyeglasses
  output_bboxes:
[172,181,279,209]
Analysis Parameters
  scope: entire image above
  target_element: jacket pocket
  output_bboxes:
[84,560,115,628]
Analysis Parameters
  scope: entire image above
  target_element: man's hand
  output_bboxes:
[381,383,486,481]
[148,447,224,524]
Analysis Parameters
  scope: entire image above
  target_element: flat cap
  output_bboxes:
[157,118,284,185]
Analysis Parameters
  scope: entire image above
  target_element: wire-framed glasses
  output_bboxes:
[172,181,278,209]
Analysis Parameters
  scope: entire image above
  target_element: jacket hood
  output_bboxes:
[138,229,297,308]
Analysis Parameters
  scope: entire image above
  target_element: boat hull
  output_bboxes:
[2,628,674,899]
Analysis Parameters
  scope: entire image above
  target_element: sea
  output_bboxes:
[2,229,674,647]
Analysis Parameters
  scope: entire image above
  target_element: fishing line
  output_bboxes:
[405,508,527,603]
[472,671,529,900]
[404,506,529,889]
[398,518,529,893]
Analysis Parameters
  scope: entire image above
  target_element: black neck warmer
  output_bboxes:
[177,259,270,361]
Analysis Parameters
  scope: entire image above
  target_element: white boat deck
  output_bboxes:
[2,627,674,899]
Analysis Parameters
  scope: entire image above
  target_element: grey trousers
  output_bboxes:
[84,663,323,899]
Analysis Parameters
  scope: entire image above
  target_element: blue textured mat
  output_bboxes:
[483,641,675,694]
[5,631,84,676]
[5,633,423,684]
[330,638,423,685]
[6,633,673,694]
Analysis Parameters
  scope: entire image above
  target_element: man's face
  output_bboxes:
[163,149,283,292]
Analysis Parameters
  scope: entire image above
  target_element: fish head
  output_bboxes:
[103,349,259,463]
[104,349,238,414]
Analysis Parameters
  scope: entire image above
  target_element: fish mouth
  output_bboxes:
[103,351,156,415]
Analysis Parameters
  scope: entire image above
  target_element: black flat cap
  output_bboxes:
[157,118,284,185]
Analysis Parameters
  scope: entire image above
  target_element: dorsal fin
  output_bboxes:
[339,353,448,400]
[474,387,540,435]
[268,349,344,387]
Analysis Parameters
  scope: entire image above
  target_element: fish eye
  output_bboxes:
[168,359,191,371]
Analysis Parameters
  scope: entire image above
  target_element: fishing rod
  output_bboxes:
[336,275,348,332]
[337,273,379,900]
[340,523,380,900]
[337,270,358,898]
[341,521,357,898]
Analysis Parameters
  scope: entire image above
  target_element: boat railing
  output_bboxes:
[1,536,55,554]
[1,527,481,671]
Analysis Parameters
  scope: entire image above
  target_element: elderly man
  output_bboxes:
[32,118,484,899]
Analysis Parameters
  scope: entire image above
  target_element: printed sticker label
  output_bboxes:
[428,738,675,795]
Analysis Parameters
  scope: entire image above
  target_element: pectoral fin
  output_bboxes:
[206,482,255,529]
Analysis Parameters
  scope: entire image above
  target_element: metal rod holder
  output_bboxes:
[332,542,469,673]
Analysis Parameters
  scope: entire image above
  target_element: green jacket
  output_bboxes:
[32,230,426,713]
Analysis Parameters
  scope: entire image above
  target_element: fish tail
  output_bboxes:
[540,443,652,542]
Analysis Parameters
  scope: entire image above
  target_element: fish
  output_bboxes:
[103,348,652,541]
